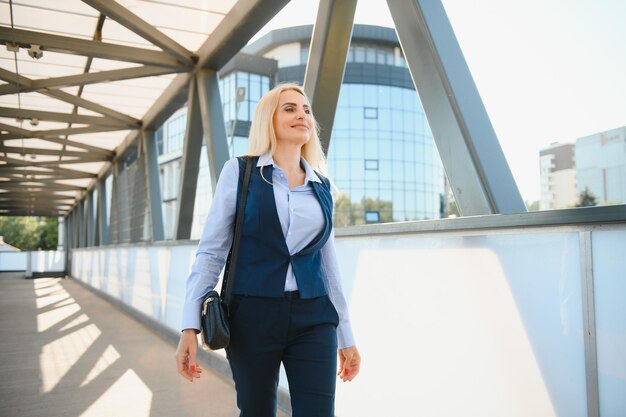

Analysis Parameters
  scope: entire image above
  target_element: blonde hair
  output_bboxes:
[247,83,328,175]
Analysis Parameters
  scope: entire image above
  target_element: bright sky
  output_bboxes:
[251,0,626,202]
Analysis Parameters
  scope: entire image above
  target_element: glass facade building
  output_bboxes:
[156,25,445,238]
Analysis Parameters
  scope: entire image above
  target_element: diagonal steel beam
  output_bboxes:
[0,138,112,158]
[0,27,186,68]
[3,177,89,185]
[0,193,76,201]
[114,0,291,157]
[0,123,129,156]
[198,0,290,69]
[0,171,93,181]
[0,107,128,127]
[0,197,74,205]
[0,65,181,95]
[0,156,106,168]
[0,145,110,159]
[0,155,100,175]
[0,206,73,211]
[196,70,229,190]
[41,88,140,125]
[81,0,195,65]
[84,0,292,208]
[0,182,85,191]
[32,125,131,138]
[303,0,357,154]
[0,203,72,210]
[0,67,33,87]
[0,203,74,210]
[28,157,109,166]
[387,0,526,215]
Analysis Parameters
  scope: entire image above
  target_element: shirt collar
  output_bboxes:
[256,151,321,183]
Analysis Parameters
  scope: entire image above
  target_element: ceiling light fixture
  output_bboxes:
[27,44,43,59]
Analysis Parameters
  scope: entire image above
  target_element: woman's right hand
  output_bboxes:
[175,329,202,382]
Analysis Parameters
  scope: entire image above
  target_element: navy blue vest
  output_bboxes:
[231,156,333,298]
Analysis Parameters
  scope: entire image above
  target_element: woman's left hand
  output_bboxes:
[338,346,361,382]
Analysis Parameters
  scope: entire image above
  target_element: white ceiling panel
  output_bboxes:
[1,0,261,215]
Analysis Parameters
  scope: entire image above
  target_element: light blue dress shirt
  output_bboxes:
[182,152,355,349]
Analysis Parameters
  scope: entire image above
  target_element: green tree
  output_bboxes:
[447,200,460,217]
[575,187,598,207]
[333,194,355,228]
[333,194,394,226]
[361,197,393,224]
[526,200,540,211]
[0,216,59,250]
[39,217,59,249]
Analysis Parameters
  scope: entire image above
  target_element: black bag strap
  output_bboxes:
[221,156,253,305]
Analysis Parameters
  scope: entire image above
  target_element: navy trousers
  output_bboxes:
[226,291,340,417]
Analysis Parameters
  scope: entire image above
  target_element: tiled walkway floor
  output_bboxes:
[0,272,276,417]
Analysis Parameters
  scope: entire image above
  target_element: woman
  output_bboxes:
[175,83,361,417]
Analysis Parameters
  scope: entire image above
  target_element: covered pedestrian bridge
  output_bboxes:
[0,1,624,416]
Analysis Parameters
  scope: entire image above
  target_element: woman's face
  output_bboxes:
[273,89,313,148]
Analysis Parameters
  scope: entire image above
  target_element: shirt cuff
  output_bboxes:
[337,320,355,349]
[181,300,202,332]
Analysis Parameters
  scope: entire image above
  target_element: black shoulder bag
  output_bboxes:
[200,156,253,351]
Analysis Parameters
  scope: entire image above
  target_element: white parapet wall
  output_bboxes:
[71,222,626,417]
[0,250,65,273]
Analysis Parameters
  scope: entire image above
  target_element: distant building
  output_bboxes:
[539,143,576,209]
[575,126,626,205]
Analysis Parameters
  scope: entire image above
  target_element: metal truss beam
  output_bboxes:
[0,123,116,156]
[0,194,74,202]
[41,89,140,125]
[0,155,99,175]
[81,0,194,65]
[141,130,164,241]
[0,172,89,182]
[0,145,103,159]
[96,179,108,245]
[0,27,185,68]
[95,0,289,187]
[0,65,181,96]
[303,0,357,154]
[86,190,95,246]
[78,200,86,248]
[0,107,129,128]
[65,0,291,221]
[0,167,96,180]
[175,77,203,240]
[198,0,290,69]
[0,209,69,216]
[3,177,89,186]
[0,67,33,87]
[0,156,97,178]
[387,0,526,215]
[197,70,229,191]
[0,182,85,192]
[0,157,107,169]
[0,200,72,210]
